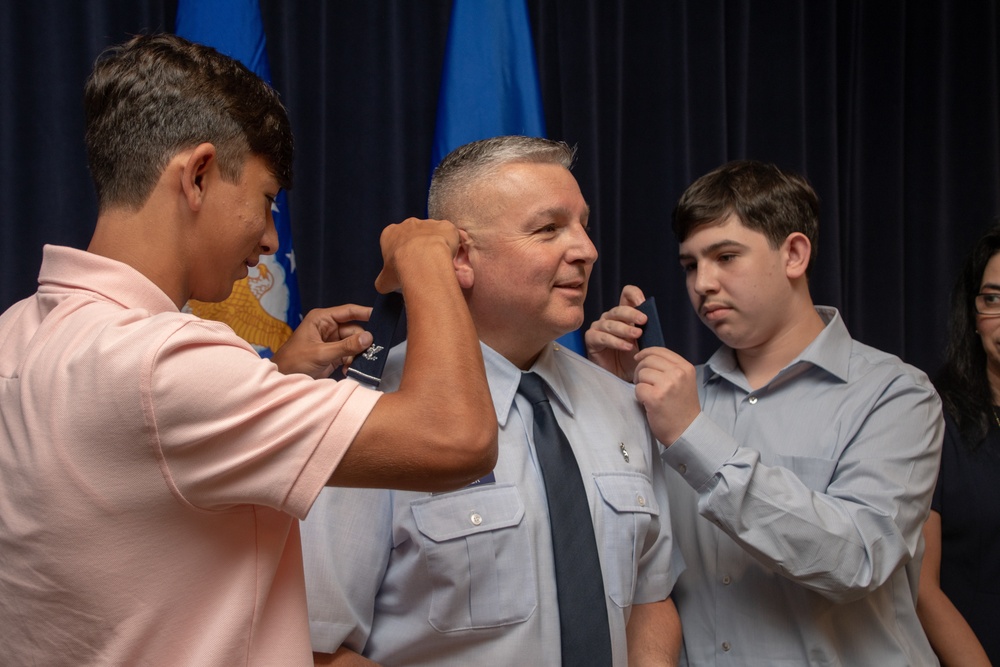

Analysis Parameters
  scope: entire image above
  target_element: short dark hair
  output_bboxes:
[935,224,1000,447]
[673,160,820,273]
[84,33,293,212]
[428,135,575,221]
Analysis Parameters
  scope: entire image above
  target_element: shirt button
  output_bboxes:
[748,395,758,404]
[722,641,731,652]
[722,575,731,585]
[637,494,646,507]
[678,463,688,474]
[470,512,483,526]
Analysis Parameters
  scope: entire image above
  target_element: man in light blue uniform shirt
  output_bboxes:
[301,136,682,666]
[586,160,942,666]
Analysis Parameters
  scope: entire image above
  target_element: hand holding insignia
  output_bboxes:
[271,304,373,378]
[585,284,649,381]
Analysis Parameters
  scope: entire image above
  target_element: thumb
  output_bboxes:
[339,330,373,368]
[621,284,647,307]
[324,331,375,380]
[339,331,373,361]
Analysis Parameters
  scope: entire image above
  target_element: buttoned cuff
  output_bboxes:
[660,413,738,491]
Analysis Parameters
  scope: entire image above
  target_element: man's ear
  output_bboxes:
[180,143,217,212]
[783,232,812,279]
[454,228,475,289]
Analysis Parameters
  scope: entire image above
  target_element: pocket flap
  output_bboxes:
[594,472,658,515]
[412,484,525,542]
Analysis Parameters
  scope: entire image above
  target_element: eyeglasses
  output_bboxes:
[975,293,1000,317]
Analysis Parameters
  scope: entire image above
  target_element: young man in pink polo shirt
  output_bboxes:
[0,33,496,665]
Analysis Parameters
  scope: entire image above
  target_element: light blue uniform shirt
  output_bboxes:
[662,307,942,666]
[301,341,681,666]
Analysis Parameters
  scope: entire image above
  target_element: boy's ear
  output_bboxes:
[180,143,217,212]
[784,232,812,279]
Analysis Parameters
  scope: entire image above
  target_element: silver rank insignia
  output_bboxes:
[361,344,384,361]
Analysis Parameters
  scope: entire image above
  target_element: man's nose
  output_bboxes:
[567,223,598,265]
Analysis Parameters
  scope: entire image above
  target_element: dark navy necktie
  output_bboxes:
[517,372,613,667]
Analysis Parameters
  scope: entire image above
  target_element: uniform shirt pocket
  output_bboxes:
[411,484,536,631]
[769,453,838,492]
[593,472,660,607]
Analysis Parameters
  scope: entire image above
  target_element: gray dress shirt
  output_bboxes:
[662,307,942,666]
[301,341,681,666]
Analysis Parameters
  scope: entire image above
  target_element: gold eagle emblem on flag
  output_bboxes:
[188,264,293,353]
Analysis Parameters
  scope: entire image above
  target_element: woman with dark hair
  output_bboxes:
[917,225,1000,666]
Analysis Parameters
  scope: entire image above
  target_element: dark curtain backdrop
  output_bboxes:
[2,1,998,376]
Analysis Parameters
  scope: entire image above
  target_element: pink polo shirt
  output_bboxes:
[0,246,381,665]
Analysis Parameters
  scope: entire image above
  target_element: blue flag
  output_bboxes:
[431,0,584,353]
[176,0,302,358]
[431,0,546,168]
